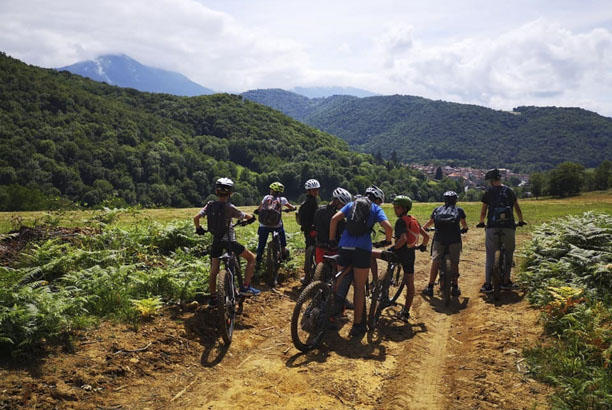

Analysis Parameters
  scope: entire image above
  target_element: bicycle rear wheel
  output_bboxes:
[265,241,279,287]
[388,263,405,304]
[440,257,451,306]
[230,256,244,315]
[217,269,236,345]
[492,250,502,300]
[368,271,388,331]
[314,261,333,283]
[303,245,317,286]
[291,281,331,352]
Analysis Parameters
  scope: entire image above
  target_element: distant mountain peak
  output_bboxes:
[57,54,215,96]
[290,86,378,99]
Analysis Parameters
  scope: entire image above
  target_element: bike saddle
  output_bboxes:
[323,254,342,263]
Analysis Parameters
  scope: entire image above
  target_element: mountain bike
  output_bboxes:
[291,253,352,352]
[425,228,466,306]
[264,209,295,288]
[302,240,317,286]
[368,250,403,331]
[478,222,525,300]
[199,220,252,345]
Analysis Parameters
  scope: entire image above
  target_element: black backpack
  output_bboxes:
[345,197,372,236]
[433,206,459,228]
[489,186,514,227]
[206,201,231,239]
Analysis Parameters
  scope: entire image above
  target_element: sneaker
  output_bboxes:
[451,284,461,297]
[480,283,493,293]
[421,284,434,297]
[240,285,261,296]
[349,322,367,337]
[501,280,519,290]
[398,307,410,322]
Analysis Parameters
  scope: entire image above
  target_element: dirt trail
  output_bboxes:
[0,230,552,409]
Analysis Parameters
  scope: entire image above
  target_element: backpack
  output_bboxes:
[433,206,459,228]
[259,196,282,226]
[401,215,421,247]
[489,186,514,227]
[345,197,373,236]
[297,200,307,227]
[206,201,231,239]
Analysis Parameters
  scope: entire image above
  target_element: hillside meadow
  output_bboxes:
[1,190,610,235]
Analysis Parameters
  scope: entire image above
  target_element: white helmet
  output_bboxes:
[365,185,384,202]
[215,177,234,193]
[304,179,320,190]
[332,187,352,205]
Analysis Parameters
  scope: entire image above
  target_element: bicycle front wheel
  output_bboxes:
[368,273,387,331]
[217,269,236,345]
[303,245,317,286]
[291,281,331,352]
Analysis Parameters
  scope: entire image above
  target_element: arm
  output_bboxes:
[329,211,345,241]
[393,232,407,249]
[381,219,393,243]
[419,225,430,246]
[460,218,468,229]
[514,200,524,223]
[194,213,203,229]
[479,203,487,225]
[422,217,435,230]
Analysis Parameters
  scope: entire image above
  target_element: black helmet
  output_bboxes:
[443,190,458,206]
[485,168,501,181]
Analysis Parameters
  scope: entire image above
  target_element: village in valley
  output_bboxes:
[411,164,530,192]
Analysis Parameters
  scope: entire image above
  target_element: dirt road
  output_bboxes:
[0,230,551,409]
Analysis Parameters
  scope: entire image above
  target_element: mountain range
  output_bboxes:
[241,89,612,171]
[57,54,215,96]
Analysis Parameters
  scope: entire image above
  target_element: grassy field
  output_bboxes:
[2,190,610,235]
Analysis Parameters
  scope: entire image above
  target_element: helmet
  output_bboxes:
[332,187,352,205]
[365,185,385,202]
[485,168,501,181]
[215,177,234,194]
[304,179,320,190]
[392,195,412,211]
[269,181,285,193]
[443,190,458,206]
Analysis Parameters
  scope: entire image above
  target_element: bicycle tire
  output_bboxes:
[368,276,385,331]
[441,257,451,306]
[303,245,317,286]
[291,281,331,352]
[388,262,405,304]
[492,250,502,300]
[217,269,236,345]
[314,261,332,283]
[265,242,276,287]
[230,256,244,316]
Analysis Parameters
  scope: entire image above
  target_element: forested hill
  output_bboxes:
[242,89,612,172]
[0,53,462,210]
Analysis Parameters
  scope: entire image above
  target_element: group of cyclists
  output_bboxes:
[194,167,526,338]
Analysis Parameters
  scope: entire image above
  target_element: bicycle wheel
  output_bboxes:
[230,256,244,315]
[265,242,277,287]
[217,269,236,345]
[492,250,502,300]
[440,257,451,306]
[291,281,331,352]
[368,277,385,331]
[388,263,405,304]
[314,261,332,283]
[303,245,317,286]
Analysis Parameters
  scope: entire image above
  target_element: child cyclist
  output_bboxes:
[255,182,296,269]
[193,178,260,303]
[371,195,429,321]
[299,179,320,283]
[329,185,393,337]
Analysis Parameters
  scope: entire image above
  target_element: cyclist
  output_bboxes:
[329,185,393,337]
[255,182,296,270]
[421,191,468,298]
[313,187,352,263]
[194,178,260,303]
[371,195,429,321]
[298,179,320,283]
[477,169,526,293]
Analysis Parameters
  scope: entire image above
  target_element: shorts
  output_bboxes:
[395,247,415,275]
[338,247,371,269]
[210,240,245,258]
[431,241,461,265]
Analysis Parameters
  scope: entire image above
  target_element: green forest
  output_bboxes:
[242,89,612,172]
[0,53,463,211]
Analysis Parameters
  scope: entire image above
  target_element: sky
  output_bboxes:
[1,0,612,116]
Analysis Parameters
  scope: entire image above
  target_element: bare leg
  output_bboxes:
[352,267,369,325]
[209,258,220,294]
[240,249,256,286]
[428,261,440,285]
[405,274,415,311]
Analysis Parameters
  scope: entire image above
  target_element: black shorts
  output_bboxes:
[338,247,372,269]
[395,247,415,275]
[210,241,245,258]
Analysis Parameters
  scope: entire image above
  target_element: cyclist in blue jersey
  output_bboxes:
[329,185,393,338]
